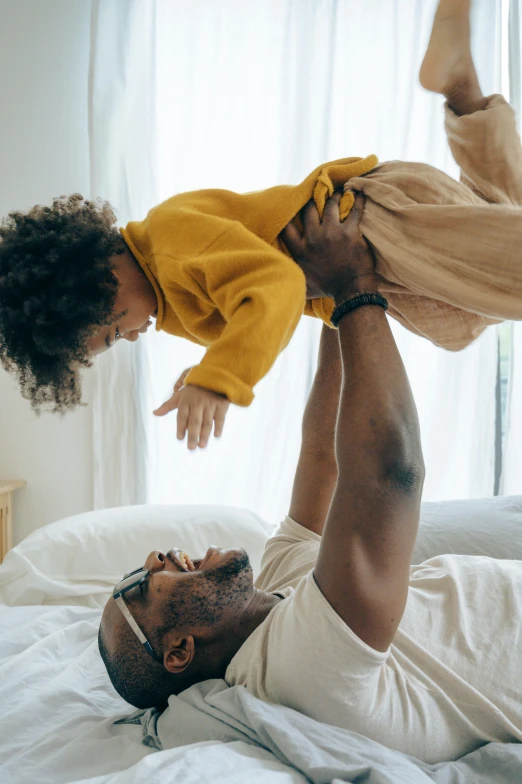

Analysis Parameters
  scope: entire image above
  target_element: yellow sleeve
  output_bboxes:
[303,298,336,323]
[182,224,307,406]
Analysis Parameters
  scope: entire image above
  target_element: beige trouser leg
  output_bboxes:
[346,95,522,350]
[445,94,522,205]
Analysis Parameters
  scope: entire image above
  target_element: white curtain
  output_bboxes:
[90,0,502,519]
[502,323,522,493]
[89,0,159,507]
[501,0,522,494]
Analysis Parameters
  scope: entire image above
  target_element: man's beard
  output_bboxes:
[163,550,253,630]
[204,549,251,584]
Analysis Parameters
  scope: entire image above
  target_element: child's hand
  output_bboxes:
[154,370,229,449]
[153,367,193,418]
[176,385,229,449]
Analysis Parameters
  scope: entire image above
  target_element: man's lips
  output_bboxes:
[167,548,197,571]
[166,546,226,572]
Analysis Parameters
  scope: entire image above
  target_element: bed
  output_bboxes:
[1,497,522,784]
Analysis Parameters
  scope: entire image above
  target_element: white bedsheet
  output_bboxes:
[2,498,522,783]
[0,603,304,784]
[4,599,522,784]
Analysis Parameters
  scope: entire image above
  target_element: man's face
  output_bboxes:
[101,545,253,663]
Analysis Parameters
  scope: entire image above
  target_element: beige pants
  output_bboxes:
[349,95,522,350]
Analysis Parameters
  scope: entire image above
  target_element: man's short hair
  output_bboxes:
[98,625,186,710]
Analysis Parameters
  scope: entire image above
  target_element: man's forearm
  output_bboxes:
[315,300,425,651]
[301,325,341,461]
[289,325,341,535]
[335,304,424,513]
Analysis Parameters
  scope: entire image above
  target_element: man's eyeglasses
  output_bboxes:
[113,567,163,663]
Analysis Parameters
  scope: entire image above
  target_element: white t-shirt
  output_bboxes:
[225,516,522,763]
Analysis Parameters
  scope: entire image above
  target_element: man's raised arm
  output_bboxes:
[283,193,425,653]
[288,324,341,536]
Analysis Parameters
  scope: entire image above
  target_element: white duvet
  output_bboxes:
[0,603,306,784]
[1,498,522,784]
[0,505,305,784]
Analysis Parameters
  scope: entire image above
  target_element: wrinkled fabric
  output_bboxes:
[133,679,522,784]
[348,95,522,350]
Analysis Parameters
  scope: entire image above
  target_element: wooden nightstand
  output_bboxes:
[0,480,26,563]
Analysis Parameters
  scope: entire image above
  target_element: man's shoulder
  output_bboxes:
[255,516,320,594]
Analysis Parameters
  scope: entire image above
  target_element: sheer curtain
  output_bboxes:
[89,0,159,507]
[90,0,502,519]
[502,322,522,493]
[501,0,522,494]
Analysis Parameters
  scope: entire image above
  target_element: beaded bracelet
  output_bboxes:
[330,292,388,328]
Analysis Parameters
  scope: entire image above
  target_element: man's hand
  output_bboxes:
[153,369,229,449]
[281,191,377,303]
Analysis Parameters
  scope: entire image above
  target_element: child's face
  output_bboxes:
[88,310,154,356]
[87,249,157,356]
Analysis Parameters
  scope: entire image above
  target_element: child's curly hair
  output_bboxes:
[0,194,125,413]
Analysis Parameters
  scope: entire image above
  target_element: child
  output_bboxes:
[1,0,520,450]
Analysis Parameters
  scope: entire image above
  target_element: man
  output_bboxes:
[99,194,522,765]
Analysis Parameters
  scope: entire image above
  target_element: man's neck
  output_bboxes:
[194,589,282,683]
[231,588,283,647]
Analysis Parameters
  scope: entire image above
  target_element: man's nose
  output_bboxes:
[144,550,166,573]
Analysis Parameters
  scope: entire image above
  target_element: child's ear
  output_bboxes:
[111,263,124,285]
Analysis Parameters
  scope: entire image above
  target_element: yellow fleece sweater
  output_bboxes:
[121,154,377,406]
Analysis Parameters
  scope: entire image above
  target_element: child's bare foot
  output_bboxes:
[419,0,487,115]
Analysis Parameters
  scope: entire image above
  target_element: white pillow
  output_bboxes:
[0,504,273,608]
[413,495,522,564]
[2,496,521,609]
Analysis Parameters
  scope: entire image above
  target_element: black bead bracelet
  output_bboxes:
[330,292,388,327]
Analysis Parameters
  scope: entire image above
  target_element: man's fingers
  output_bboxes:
[280,220,304,258]
[345,191,365,229]
[301,199,321,232]
[198,410,214,449]
[322,191,342,224]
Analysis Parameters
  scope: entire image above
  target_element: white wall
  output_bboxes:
[0,0,94,544]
